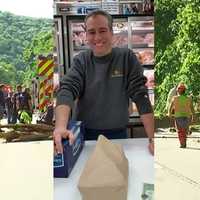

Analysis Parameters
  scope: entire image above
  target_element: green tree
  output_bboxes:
[155,1,200,116]
[23,30,54,86]
[0,61,16,85]
[0,11,52,86]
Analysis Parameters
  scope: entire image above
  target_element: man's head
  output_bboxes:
[0,84,4,90]
[84,10,113,57]
[16,85,22,92]
[25,88,30,93]
[177,83,186,95]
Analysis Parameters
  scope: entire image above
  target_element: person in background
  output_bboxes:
[53,10,154,155]
[5,91,14,124]
[22,88,33,118]
[168,83,195,148]
[166,84,178,130]
[37,95,54,125]
[11,85,23,123]
[17,87,33,124]
[166,84,177,112]
[0,84,5,123]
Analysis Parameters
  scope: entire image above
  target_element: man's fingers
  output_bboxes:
[62,130,75,145]
[148,143,154,156]
[68,132,75,145]
[54,130,75,154]
[54,134,63,154]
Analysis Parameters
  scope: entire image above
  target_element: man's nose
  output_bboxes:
[94,32,102,41]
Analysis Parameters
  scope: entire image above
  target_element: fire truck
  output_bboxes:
[31,54,58,113]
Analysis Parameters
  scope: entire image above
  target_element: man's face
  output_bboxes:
[17,86,22,92]
[85,15,113,57]
[0,86,4,91]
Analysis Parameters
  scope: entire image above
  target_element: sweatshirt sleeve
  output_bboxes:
[127,50,153,115]
[56,55,85,108]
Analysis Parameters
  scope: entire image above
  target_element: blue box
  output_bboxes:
[54,121,85,178]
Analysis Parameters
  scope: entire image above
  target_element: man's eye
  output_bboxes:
[100,30,107,33]
[88,31,95,35]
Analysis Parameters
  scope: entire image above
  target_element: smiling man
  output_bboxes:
[53,10,154,155]
[85,13,113,56]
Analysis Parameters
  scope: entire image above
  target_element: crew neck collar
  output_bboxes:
[92,49,113,64]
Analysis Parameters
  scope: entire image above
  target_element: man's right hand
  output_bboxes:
[53,128,75,154]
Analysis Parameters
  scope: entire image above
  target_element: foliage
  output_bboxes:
[155,1,200,116]
[23,30,54,86]
[0,11,53,87]
[0,61,16,85]
[154,0,184,54]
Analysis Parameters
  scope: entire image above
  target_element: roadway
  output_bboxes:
[155,128,200,199]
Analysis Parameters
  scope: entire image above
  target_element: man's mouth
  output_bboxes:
[94,42,104,47]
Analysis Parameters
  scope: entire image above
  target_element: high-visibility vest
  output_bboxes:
[172,95,192,117]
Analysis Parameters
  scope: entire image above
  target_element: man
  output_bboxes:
[166,84,177,113]
[18,88,33,124]
[166,84,177,130]
[53,10,154,155]
[0,84,5,122]
[5,92,13,124]
[168,83,194,148]
[22,88,32,116]
[12,85,23,123]
[38,95,54,125]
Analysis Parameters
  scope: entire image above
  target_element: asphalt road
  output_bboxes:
[155,129,200,200]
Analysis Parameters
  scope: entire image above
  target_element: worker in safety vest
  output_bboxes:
[168,83,194,148]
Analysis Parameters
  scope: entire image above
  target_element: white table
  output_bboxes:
[54,138,154,200]
[0,141,53,200]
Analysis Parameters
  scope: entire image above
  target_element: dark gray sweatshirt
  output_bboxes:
[57,47,152,129]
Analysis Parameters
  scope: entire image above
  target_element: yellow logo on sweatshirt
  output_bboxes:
[111,69,123,77]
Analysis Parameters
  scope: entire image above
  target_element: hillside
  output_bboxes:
[0,11,53,85]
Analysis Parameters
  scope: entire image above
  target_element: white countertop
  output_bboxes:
[0,141,53,200]
[54,138,154,200]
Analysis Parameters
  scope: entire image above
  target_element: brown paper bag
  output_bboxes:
[78,135,129,200]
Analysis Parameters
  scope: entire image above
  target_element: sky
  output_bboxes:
[0,0,53,19]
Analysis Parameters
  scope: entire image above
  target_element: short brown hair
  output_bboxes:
[0,84,4,89]
[84,10,113,31]
[17,85,22,90]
